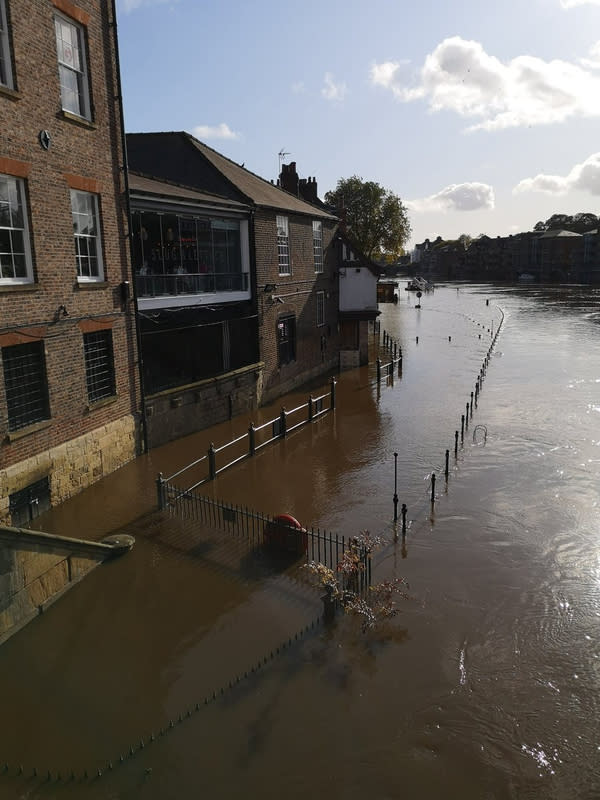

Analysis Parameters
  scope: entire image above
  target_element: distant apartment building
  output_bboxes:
[0,0,141,525]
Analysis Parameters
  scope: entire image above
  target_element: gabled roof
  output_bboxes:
[336,228,380,277]
[126,132,337,221]
[539,229,582,238]
[128,172,250,211]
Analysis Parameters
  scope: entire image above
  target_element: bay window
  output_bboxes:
[131,211,248,297]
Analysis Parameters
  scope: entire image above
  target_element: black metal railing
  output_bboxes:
[157,486,371,589]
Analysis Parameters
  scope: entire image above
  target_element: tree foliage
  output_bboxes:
[324,176,411,259]
[534,212,598,234]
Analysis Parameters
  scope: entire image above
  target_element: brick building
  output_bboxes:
[0,0,141,525]
[126,133,341,444]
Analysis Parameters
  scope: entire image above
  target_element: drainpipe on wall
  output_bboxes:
[109,0,148,453]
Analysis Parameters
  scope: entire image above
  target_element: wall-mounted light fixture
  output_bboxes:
[55,304,68,321]
[264,283,277,293]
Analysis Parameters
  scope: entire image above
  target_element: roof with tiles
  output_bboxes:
[126,132,337,220]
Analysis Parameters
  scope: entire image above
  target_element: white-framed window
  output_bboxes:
[71,189,103,281]
[0,0,13,89]
[0,174,33,284]
[277,214,290,275]
[316,290,325,327]
[313,220,323,273]
[55,13,90,119]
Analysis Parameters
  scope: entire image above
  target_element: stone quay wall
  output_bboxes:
[0,526,119,645]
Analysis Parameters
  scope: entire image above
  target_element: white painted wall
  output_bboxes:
[339,266,378,312]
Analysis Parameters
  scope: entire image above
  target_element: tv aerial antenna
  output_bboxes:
[278,149,290,179]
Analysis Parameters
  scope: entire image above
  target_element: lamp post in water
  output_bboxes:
[415,290,422,309]
[393,452,399,522]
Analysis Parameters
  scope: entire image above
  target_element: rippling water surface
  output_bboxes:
[2,284,600,799]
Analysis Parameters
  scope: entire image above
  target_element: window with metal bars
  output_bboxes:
[277,314,296,365]
[84,330,115,403]
[2,341,50,431]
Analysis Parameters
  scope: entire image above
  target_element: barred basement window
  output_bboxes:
[84,330,115,403]
[2,341,50,431]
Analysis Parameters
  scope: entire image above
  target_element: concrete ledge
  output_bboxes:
[0,525,135,646]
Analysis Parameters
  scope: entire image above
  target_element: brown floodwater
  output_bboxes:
[2,283,600,799]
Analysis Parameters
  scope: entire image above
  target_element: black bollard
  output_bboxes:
[431,473,436,504]
[455,430,459,457]
[466,403,470,427]
[445,449,449,480]
[393,452,399,522]
[461,414,465,441]
[401,503,407,534]
[416,336,419,344]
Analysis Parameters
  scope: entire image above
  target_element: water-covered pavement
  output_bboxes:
[2,283,600,799]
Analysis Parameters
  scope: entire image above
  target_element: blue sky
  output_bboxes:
[115,0,600,249]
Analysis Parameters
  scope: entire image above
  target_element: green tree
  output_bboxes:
[325,176,411,259]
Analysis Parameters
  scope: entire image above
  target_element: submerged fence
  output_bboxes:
[157,480,371,590]
[159,376,337,494]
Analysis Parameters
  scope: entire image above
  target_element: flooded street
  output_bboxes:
[2,284,600,798]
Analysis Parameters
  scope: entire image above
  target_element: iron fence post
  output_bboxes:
[280,408,287,438]
[208,443,216,480]
[156,472,166,510]
[248,423,256,456]
[308,395,313,421]
[376,358,381,384]
[330,377,336,410]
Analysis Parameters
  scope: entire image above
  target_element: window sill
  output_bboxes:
[76,280,108,290]
[5,419,52,443]
[86,395,118,412]
[59,110,97,130]
[0,282,37,293]
[0,85,21,101]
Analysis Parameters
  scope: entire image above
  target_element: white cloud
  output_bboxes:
[513,152,600,195]
[580,40,600,69]
[560,0,600,7]
[371,36,600,131]
[291,81,306,94]
[191,123,240,141]
[321,73,348,102]
[408,182,495,213]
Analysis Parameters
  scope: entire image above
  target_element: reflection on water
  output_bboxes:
[2,284,600,798]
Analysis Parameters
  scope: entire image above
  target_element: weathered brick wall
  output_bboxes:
[254,210,341,402]
[0,1,141,515]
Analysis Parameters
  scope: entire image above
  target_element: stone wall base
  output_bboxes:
[0,414,139,526]
[145,364,261,449]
